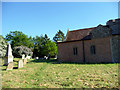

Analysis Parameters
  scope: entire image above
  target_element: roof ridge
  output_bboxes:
[70,27,96,32]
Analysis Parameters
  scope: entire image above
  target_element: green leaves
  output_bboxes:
[42,40,57,57]
[53,30,65,43]
[5,31,34,49]
[5,31,58,58]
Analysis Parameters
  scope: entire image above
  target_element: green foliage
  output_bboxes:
[32,35,45,57]
[5,31,34,49]
[5,31,58,58]
[33,34,57,58]
[42,40,57,57]
[13,45,33,58]
[0,35,7,57]
[53,30,65,43]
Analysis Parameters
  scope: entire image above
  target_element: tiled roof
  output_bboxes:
[65,27,96,41]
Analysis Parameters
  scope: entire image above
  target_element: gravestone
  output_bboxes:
[4,44,13,66]
[23,58,27,65]
[26,55,31,59]
[54,55,57,59]
[18,59,23,68]
[22,54,25,59]
[35,57,39,60]
[6,62,14,70]
[44,56,48,60]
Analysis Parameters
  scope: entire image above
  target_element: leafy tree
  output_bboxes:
[32,34,57,58]
[0,35,7,57]
[5,31,34,49]
[13,45,33,58]
[53,30,65,43]
[42,40,57,57]
[44,34,50,41]
[32,35,45,57]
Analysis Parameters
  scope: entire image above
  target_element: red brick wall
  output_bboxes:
[84,37,112,63]
[57,37,112,63]
[58,41,83,63]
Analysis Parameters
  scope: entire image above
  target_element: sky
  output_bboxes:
[2,2,118,40]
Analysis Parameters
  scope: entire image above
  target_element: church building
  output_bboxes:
[57,19,120,63]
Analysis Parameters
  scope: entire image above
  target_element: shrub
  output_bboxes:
[13,45,33,58]
[0,35,7,57]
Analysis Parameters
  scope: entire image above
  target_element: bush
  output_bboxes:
[0,35,7,57]
[13,45,33,58]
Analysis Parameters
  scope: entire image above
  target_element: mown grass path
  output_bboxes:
[2,58,119,88]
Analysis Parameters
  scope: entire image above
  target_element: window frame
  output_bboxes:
[73,47,78,55]
[90,45,96,55]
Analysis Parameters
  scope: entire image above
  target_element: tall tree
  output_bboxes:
[44,34,50,41]
[41,40,57,57]
[5,31,33,49]
[53,30,65,43]
[32,35,45,57]
[32,34,57,58]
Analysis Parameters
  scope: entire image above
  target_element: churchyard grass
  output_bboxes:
[2,58,118,88]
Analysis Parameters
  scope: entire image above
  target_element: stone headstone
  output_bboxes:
[22,54,25,59]
[18,59,23,68]
[4,44,13,65]
[6,62,14,70]
[26,55,31,59]
[23,58,27,65]
[35,57,39,60]
[54,55,57,59]
[44,56,48,60]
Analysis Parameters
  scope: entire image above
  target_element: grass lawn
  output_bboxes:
[1,58,119,88]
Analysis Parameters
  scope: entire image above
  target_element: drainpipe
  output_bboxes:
[82,40,86,63]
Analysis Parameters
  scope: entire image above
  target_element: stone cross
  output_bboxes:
[6,62,14,70]
[22,54,25,59]
[18,59,23,68]
[4,44,13,65]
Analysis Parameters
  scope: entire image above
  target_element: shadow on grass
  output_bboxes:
[2,66,18,71]
[29,59,118,65]
[29,59,57,64]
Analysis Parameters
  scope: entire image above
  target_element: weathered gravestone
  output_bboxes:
[4,44,13,66]
[35,57,39,60]
[44,56,48,60]
[26,55,31,59]
[22,54,25,59]
[54,55,57,59]
[18,59,23,68]
[6,62,14,70]
[23,58,27,65]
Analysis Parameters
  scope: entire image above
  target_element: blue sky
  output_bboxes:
[2,2,118,40]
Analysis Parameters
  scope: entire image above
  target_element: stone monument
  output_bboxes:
[18,59,23,68]
[35,57,39,60]
[22,54,25,59]
[44,56,48,60]
[26,55,31,59]
[6,62,14,70]
[4,44,13,65]
[23,58,27,65]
